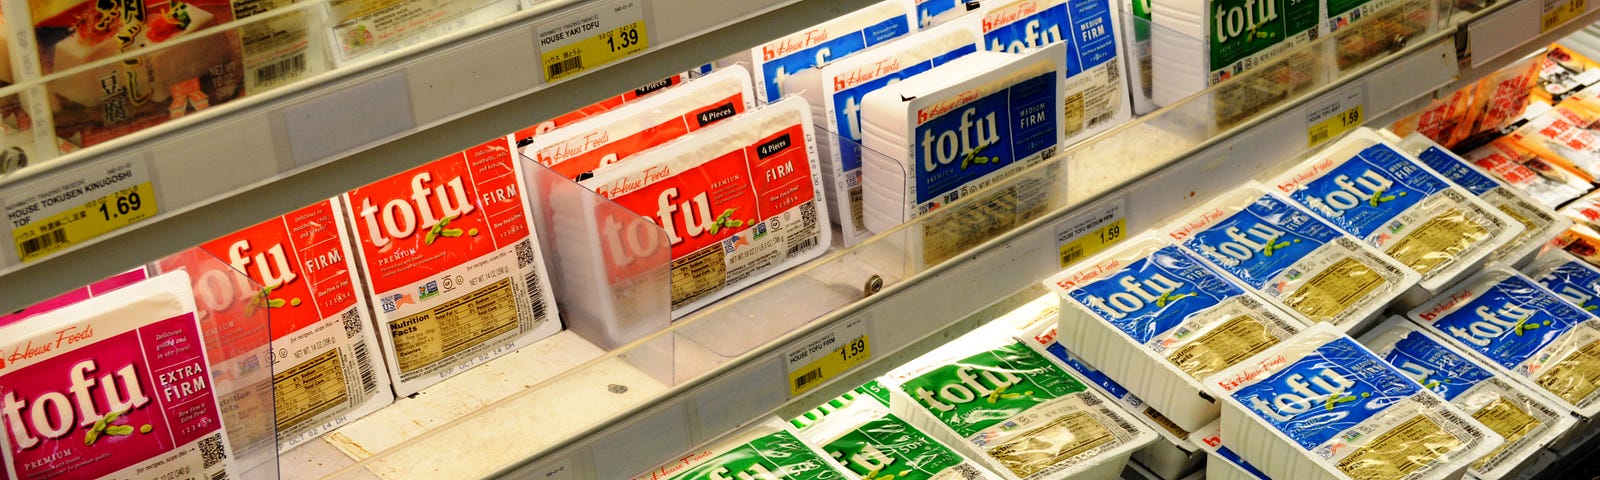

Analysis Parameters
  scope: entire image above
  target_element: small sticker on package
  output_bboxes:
[344,137,561,397]
[160,199,393,451]
[1204,323,1503,480]
[574,97,831,318]
[1408,267,1600,418]
[782,20,979,246]
[790,386,1005,480]
[1460,136,1591,208]
[633,417,851,480]
[1270,128,1522,298]
[1165,182,1417,332]
[723,0,915,104]
[1397,133,1571,268]
[1043,232,1308,432]
[879,321,1157,480]
[965,0,1130,142]
[1360,316,1578,480]
[0,272,239,480]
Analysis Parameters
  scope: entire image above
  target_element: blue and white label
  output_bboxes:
[1535,260,1600,313]
[1184,194,1343,289]
[1214,445,1271,480]
[1380,331,1496,401]
[981,0,1119,76]
[913,71,1057,205]
[1233,337,1419,450]
[1044,342,1134,399]
[833,46,978,173]
[1067,245,1246,343]
[761,16,913,103]
[918,0,966,27]
[1415,147,1501,197]
[1428,275,1595,370]
[1287,144,1452,239]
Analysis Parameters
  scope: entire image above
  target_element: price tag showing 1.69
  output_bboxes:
[5,159,158,262]
[785,315,871,397]
[1543,0,1588,33]
[536,0,649,82]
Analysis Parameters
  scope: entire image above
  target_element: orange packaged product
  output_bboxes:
[1461,136,1592,207]
[1533,44,1600,105]
[1390,86,1478,148]
[1468,57,1541,137]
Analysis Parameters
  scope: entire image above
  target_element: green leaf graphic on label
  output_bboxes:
[1262,236,1292,257]
[667,430,843,480]
[1155,291,1197,308]
[897,342,1086,437]
[960,141,995,170]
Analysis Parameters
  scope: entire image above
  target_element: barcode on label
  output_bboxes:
[254,53,307,88]
[1310,127,1331,145]
[353,342,378,393]
[548,56,584,79]
[1060,245,1084,265]
[19,228,68,256]
[199,433,227,468]
[793,368,823,390]
[211,470,229,480]
[520,241,548,320]
[786,237,818,257]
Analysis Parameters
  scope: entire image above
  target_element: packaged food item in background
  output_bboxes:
[964,0,1131,141]
[343,137,561,396]
[1149,0,1323,106]
[1389,87,1480,148]
[1043,232,1307,432]
[633,418,852,480]
[329,0,512,63]
[570,97,830,318]
[721,0,916,104]
[1509,102,1600,179]
[1532,44,1600,105]
[914,0,974,27]
[1122,0,1156,115]
[0,272,241,480]
[509,74,687,147]
[1408,267,1600,418]
[1360,316,1578,480]
[1395,133,1571,267]
[0,267,147,328]
[1165,182,1417,331]
[880,320,1158,480]
[1460,136,1592,207]
[790,385,1005,480]
[1204,323,1503,480]
[1270,127,1522,304]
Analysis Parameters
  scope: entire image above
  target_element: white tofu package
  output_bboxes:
[880,322,1158,480]
[633,417,851,480]
[1270,128,1522,302]
[724,0,916,103]
[1360,316,1578,480]
[1408,267,1600,419]
[0,272,240,480]
[1043,232,1308,433]
[1395,132,1571,268]
[1165,182,1418,331]
[1123,0,1157,115]
[343,138,563,397]
[1188,421,1270,480]
[1149,0,1324,105]
[782,20,980,246]
[1528,249,1600,314]
[964,0,1132,141]
[916,0,976,27]
[860,45,1066,267]
[572,97,831,318]
[1204,323,1503,480]
[1004,295,1206,480]
[791,385,1005,480]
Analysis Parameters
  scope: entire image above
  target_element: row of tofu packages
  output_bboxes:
[0,134,567,480]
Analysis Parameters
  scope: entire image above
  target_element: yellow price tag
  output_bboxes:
[13,182,158,261]
[1309,104,1363,147]
[789,334,870,397]
[541,20,648,82]
[1059,218,1125,267]
[1543,0,1587,33]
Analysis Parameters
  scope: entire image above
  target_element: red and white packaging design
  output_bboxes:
[0,272,238,480]
[0,267,148,328]
[567,96,831,319]
[157,199,393,451]
[509,73,688,148]
[1460,137,1591,208]
[343,138,561,397]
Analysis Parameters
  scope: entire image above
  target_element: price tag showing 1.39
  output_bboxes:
[5,159,158,262]
[536,0,648,82]
[785,314,871,397]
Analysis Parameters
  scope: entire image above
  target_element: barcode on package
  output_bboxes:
[19,228,68,256]
[341,309,362,339]
[518,240,548,320]
[200,434,228,468]
[548,57,584,79]
[353,341,378,393]
[254,53,307,89]
[211,470,230,480]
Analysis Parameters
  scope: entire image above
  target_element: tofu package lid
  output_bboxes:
[1359,316,1578,480]
[1269,127,1524,304]
[1162,181,1418,332]
[1042,231,1309,433]
[790,387,1006,480]
[631,417,852,480]
[878,318,1158,480]
[1392,132,1572,269]
[1188,421,1270,480]
[1407,266,1600,419]
[722,0,917,104]
[1202,322,1504,480]
[0,271,241,480]
[860,45,1067,233]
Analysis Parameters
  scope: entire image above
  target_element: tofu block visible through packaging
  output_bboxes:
[1408,267,1600,419]
[1165,182,1418,332]
[880,321,1158,480]
[1269,127,1523,304]
[1203,323,1503,480]
[1043,232,1308,433]
[1360,316,1579,480]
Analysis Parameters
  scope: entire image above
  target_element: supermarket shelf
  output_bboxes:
[0,0,880,313]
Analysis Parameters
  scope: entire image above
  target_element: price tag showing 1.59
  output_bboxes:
[785,315,871,397]
[536,0,649,82]
[1544,0,1588,33]
[1053,197,1127,267]
[5,160,158,262]
[1307,86,1366,147]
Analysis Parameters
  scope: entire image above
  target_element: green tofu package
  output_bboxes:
[791,385,1005,479]
[633,418,851,480]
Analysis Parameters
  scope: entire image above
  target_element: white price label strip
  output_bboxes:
[784,314,871,397]
[1052,196,1127,267]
